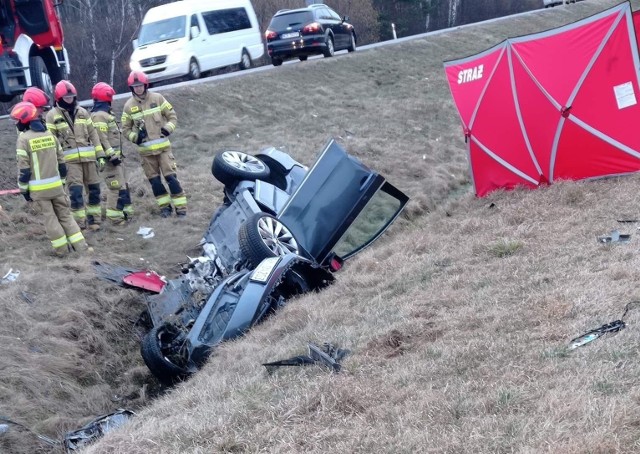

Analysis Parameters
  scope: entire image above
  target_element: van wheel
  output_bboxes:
[298,56,308,61]
[272,58,283,67]
[239,50,252,70]
[188,59,201,79]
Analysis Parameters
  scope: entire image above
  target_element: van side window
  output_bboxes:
[202,7,251,35]
[190,14,200,39]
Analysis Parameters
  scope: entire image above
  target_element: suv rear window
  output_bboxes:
[269,11,314,30]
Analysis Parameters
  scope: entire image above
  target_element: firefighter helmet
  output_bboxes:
[10,101,38,124]
[54,80,77,102]
[91,82,116,102]
[127,71,149,87]
[23,87,50,109]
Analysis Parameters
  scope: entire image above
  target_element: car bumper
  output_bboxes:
[136,59,189,83]
[267,35,327,59]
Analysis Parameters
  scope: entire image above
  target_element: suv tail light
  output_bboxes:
[302,22,322,34]
[265,30,277,40]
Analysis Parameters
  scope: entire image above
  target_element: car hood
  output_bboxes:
[131,38,185,61]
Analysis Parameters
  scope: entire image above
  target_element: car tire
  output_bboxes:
[239,49,252,70]
[323,36,335,58]
[272,58,283,67]
[212,151,270,187]
[140,324,189,385]
[347,33,356,53]
[298,56,308,61]
[188,58,201,79]
[239,213,300,268]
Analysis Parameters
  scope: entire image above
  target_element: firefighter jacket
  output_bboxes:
[16,127,65,201]
[91,104,122,160]
[122,91,177,156]
[46,105,105,163]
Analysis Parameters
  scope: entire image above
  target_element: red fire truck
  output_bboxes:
[0,0,68,101]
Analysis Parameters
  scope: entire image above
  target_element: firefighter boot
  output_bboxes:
[160,206,173,218]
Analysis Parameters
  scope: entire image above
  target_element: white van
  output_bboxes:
[130,0,264,83]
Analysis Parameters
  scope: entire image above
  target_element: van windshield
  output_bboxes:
[138,16,186,46]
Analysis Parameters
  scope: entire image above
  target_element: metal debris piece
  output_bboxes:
[1,268,20,284]
[263,342,351,374]
[136,226,154,239]
[568,301,640,350]
[64,409,135,451]
[597,229,631,243]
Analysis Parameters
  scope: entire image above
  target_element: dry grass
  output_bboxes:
[1,0,638,452]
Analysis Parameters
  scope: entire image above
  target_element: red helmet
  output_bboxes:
[11,101,38,124]
[91,82,115,102]
[54,80,77,102]
[127,70,149,87]
[23,87,50,109]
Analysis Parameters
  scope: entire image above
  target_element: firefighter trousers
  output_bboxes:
[36,194,88,255]
[140,150,187,215]
[103,162,133,224]
[66,161,102,228]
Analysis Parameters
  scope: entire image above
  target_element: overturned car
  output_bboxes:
[139,139,408,383]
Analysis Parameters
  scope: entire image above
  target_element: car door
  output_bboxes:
[277,139,408,266]
[326,7,349,49]
[188,13,211,70]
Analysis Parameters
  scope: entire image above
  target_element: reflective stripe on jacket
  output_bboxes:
[122,91,177,156]
[46,106,105,163]
[91,109,122,159]
[16,130,65,200]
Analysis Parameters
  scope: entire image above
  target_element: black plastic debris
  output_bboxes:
[569,301,640,350]
[64,409,134,451]
[597,229,631,244]
[263,343,351,374]
[93,261,142,287]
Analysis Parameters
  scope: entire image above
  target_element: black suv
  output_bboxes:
[265,4,357,66]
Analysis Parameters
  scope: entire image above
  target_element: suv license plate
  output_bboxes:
[281,32,300,39]
[250,257,280,283]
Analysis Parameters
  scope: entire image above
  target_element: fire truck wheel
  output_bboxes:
[29,56,55,97]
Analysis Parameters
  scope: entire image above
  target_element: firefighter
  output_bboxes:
[91,82,133,225]
[122,71,187,217]
[12,101,89,256]
[46,80,106,230]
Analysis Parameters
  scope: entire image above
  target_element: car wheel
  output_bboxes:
[298,56,308,61]
[239,213,300,268]
[323,36,335,58]
[272,58,283,67]
[347,33,356,52]
[212,151,270,187]
[188,58,201,79]
[239,49,252,70]
[140,324,189,385]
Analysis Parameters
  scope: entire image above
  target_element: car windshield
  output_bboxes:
[269,11,314,30]
[333,185,406,259]
[138,16,186,46]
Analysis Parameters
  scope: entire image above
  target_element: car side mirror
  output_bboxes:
[191,26,200,39]
[132,39,138,49]
[343,15,349,23]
